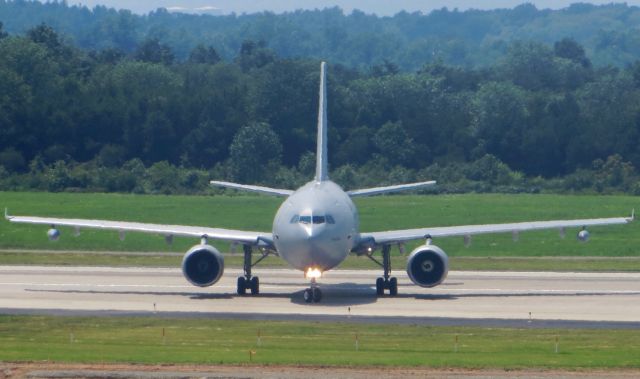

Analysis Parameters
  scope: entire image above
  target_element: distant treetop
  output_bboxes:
[1,1,640,69]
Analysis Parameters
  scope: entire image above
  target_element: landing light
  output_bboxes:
[305,267,323,279]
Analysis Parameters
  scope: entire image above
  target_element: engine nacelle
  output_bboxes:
[577,229,590,242]
[181,244,224,287]
[406,244,449,288]
[47,228,60,242]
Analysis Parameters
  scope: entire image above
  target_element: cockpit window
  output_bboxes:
[293,214,334,225]
[299,215,312,224]
[312,216,325,224]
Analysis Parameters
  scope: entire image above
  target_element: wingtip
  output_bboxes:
[4,207,10,220]
[631,208,635,222]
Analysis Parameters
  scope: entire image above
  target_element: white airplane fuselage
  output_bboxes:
[272,180,359,272]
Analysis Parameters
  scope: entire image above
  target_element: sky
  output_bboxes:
[64,1,640,15]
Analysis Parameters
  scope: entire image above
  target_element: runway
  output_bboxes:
[1,265,640,327]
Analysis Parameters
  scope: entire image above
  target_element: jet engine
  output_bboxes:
[406,244,449,287]
[182,244,224,287]
[577,229,590,242]
[47,228,60,241]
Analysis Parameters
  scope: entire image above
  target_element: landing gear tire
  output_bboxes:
[389,277,398,296]
[375,276,398,296]
[238,244,262,296]
[303,288,313,303]
[376,277,385,296]
[250,276,260,295]
[303,287,322,303]
[374,245,398,297]
[237,277,246,295]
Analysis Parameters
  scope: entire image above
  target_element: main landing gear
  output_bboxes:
[237,244,268,295]
[303,278,322,303]
[369,245,398,296]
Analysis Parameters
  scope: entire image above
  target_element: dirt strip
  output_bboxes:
[2,363,640,379]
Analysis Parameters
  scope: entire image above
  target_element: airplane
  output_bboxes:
[5,62,635,303]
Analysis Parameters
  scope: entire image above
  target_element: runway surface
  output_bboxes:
[1,265,639,327]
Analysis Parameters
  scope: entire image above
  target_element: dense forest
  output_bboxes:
[2,1,640,69]
[0,2,639,195]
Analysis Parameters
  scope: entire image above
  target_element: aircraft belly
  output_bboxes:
[277,239,349,271]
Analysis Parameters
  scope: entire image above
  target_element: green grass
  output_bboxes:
[2,251,640,272]
[0,315,639,368]
[1,192,638,268]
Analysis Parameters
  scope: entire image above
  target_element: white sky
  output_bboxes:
[65,1,640,15]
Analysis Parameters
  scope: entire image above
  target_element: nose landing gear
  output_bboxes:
[303,278,322,303]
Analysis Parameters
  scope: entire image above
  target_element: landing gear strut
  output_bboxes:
[303,278,322,303]
[370,245,398,296]
[237,245,260,295]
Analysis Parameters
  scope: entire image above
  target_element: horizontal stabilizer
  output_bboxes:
[347,181,436,197]
[210,181,293,197]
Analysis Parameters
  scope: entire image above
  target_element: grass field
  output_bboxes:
[1,193,639,370]
[1,191,637,256]
[0,192,638,269]
[2,250,640,272]
[0,315,638,369]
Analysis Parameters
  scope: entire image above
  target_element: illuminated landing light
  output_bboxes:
[305,267,323,279]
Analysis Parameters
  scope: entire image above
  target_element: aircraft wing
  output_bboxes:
[360,214,634,246]
[347,181,436,197]
[210,181,293,197]
[5,212,271,246]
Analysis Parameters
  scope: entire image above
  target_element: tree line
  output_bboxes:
[0,22,639,195]
[2,1,640,70]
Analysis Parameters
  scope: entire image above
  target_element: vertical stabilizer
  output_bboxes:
[315,62,329,182]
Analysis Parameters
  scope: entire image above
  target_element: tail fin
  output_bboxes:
[315,61,329,182]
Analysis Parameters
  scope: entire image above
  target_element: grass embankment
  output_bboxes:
[0,192,638,270]
[0,315,638,368]
[2,251,640,272]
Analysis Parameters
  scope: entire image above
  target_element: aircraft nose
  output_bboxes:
[302,223,326,240]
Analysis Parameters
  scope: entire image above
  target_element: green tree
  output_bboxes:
[92,47,125,64]
[180,120,224,168]
[178,63,249,166]
[554,38,591,68]
[142,111,175,163]
[27,23,63,53]
[0,148,26,172]
[97,144,126,167]
[188,44,221,65]
[236,40,276,72]
[229,122,282,183]
[592,154,636,191]
[631,61,640,88]
[134,38,174,65]
[503,41,558,91]
[335,126,374,165]
[372,121,416,166]
[470,81,529,169]
[0,22,7,39]
[249,60,318,164]
[146,160,178,194]
[465,154,514,186]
